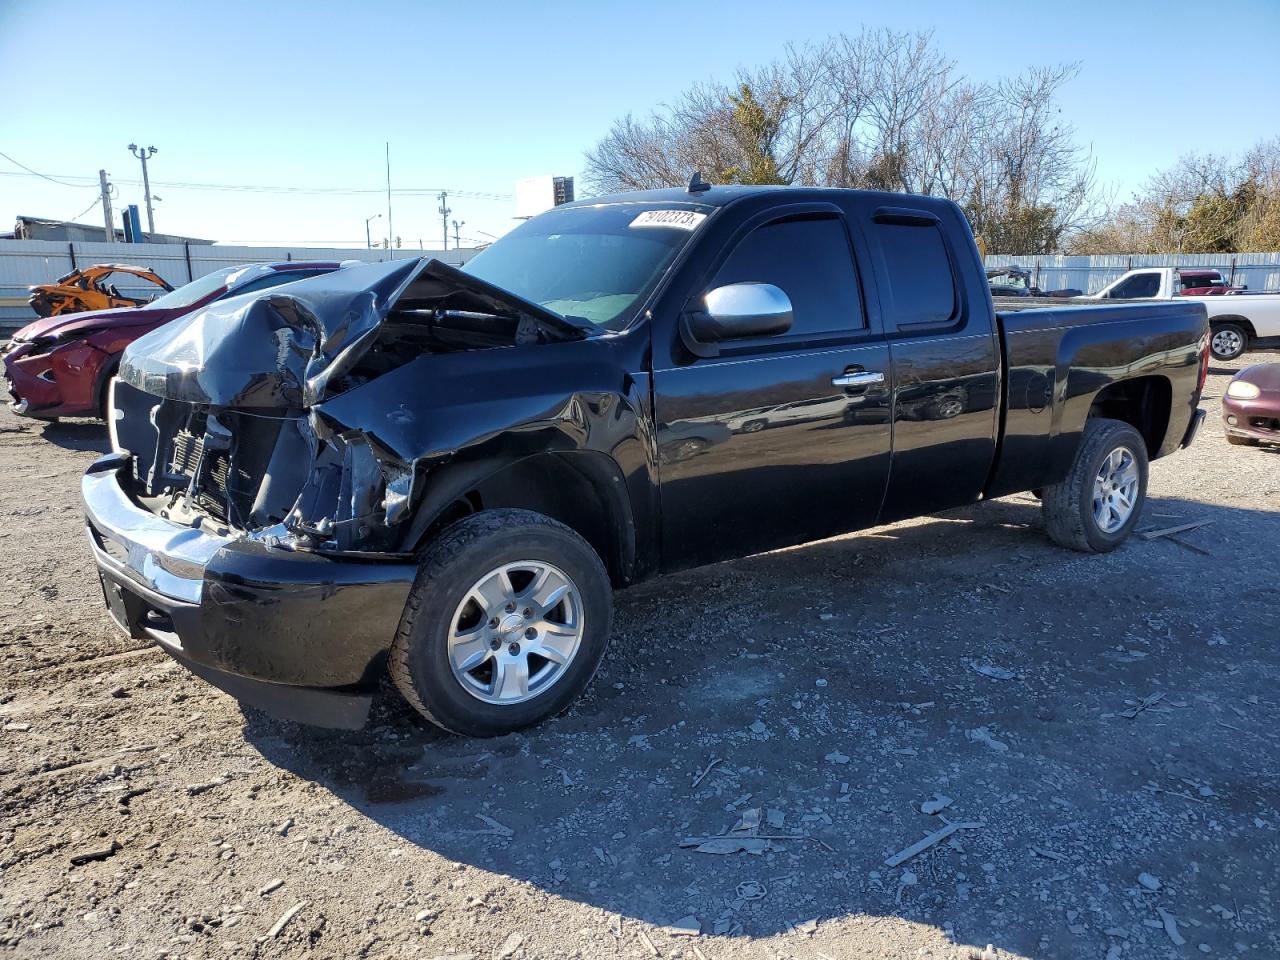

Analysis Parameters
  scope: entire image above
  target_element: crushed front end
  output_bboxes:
[81,257,588,728]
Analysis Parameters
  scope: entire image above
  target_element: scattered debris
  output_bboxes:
[108,685,128,698]
[185,776,229,796]
[749,719,768,736]
[637,929,659,956]
[688,837,774,856]
[668,916,700,937]
[474,814,514,837]
[690,946,709,960]
[815,678,828,688]
[1120,692,1166,719]
[497,932,524,958]
[4,722,31,733]
[736,880,767,901]
[1030,846,1067,862]
[884,820,985,867]
[966,727,1010,753]
[824,750,850,764]
[1167,535,1211,556]
[69,840,121,866]
[1156,907,1186,946]
[967,661,1019,681]
[1140,519,1213,541]
[265,901,306,939]
[920,794,954,815]
[794,917,818,935]
[593,846,617,866]
[895,870,918,904]
[258,879,285,896]
[275,818,294,837]
[1138,872,1162,891]
[691,758,722,789]
[766,807,786,829]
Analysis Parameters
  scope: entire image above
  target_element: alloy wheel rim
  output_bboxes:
[1212,329,1242,357]
[447,560,584,705]
[1091,445,1139,533]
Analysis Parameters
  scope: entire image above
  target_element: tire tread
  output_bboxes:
[1042,418,1147,553]
[388,509,609,735]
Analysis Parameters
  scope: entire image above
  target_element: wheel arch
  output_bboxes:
[402,450,638,587]
[1085,374,1172,461]
[1210,314,1256,339]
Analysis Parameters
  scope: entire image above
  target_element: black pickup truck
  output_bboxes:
[84,185,1209,735]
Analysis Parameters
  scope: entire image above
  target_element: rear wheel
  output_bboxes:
[388,509,612,737]
[1210,322,1248,361]
[1041,418,1148,553]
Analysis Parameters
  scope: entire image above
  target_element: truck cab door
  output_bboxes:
[651,206,892,571]
[850,201,1001,522]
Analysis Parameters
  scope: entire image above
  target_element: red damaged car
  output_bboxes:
[2,261,341,420]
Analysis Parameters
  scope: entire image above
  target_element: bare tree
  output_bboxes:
[583,29,1102,252]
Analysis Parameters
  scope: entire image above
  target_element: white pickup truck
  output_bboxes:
[1092,267,1280,361]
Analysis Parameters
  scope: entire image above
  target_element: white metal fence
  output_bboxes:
[4,239,1277,334]
[981,253,1280,296]
[0,239,476,331]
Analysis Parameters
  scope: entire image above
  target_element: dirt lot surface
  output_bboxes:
[1,360,1277,960]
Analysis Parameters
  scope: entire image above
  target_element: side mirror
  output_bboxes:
[682,283,793,357]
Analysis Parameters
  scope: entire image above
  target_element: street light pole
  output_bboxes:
[127,144,158,236]
[365,213,382,250]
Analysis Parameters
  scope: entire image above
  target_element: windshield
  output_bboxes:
[461,202,709,330]
[145,266,239,310]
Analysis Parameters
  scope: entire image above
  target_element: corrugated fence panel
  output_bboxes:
[983,253,1280,295]
[0,240,476,331]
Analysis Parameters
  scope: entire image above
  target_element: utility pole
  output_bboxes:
[365,213,381,250]
[385,142,394,260]
[452,219,464,250]
[438,191,451,251]
[98,169,114,242]
[127,144,157,236]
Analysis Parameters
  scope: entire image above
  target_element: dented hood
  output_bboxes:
[117,257,590,409]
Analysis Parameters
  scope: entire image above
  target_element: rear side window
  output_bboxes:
[1110,272,1161,298]
[712,216,864,338]
[874,223,957,326]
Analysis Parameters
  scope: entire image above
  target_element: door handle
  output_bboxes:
[831,370,885,388]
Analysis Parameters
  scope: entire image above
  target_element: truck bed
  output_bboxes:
[986,298,1208,500]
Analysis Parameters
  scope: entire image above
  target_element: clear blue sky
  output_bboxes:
[2,0,1277,248]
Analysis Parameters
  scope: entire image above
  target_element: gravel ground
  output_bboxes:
[1,359,1277,960]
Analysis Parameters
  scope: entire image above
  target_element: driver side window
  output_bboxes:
[712,216,865,339]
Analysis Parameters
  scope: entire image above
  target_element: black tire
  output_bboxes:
[388,509,612,737]
[98,370,118,423]
[1226,433,1259,447]
[1210,322,1248,361]
[1041,418,1149,553]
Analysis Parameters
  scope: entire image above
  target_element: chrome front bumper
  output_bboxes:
[83,454,231,604]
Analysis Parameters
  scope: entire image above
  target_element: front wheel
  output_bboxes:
[388,509,612,737]
[1210,322,1248,361]
[1041,418,1149,553]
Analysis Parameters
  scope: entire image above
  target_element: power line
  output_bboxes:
[64,194,105,224]
[0,169,512,201]
[0,150,97,188]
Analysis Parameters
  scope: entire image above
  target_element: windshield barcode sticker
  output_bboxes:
[630,210,707,231]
